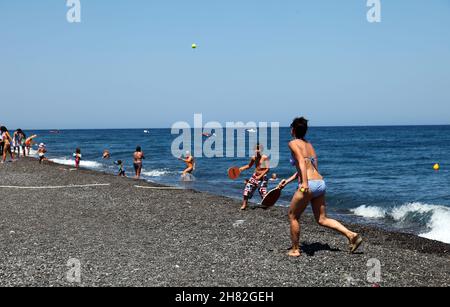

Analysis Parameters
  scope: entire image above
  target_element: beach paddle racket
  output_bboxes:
[227,167,241,180]
[261,188,282,208]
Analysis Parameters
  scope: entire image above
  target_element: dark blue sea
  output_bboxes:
[21,126,450,244]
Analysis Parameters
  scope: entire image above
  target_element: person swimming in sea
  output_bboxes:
[103,150,111,159]
[239,144,270,211]
[133,146,145,179]
[178,151,195,180]
[278,117,363,257]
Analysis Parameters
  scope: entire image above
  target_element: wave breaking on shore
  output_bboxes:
[351,203,450,244]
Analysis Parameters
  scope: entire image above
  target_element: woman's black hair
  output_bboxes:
[290,117,309,139]
[0,126,7,133]
[136,146,142,152]
[76,148,81,154]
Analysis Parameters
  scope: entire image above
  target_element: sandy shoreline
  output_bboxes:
[0,158,449,287]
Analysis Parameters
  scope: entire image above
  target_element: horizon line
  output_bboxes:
[13,123,450,131]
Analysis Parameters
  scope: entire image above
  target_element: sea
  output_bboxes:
[20,126,450,244]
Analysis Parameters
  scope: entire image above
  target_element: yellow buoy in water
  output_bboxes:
[192,43,197,49]
[433,163,440,171]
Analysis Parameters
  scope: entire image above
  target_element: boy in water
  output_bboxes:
[114,160,126,177]
[73,148,82,169]
[239,144,270,211]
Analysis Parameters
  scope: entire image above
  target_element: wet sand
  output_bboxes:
[0,158,449,287]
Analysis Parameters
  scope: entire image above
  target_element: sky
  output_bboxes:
[1,0,449,129]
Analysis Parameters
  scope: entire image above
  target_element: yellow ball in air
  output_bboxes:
[433,163,440,171]
[192,43,197,49]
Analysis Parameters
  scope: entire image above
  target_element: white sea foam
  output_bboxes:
[351,205,387,219]
[141,170,169,177]
[351,203,450,244]
[28,148,38,157]
[50,158,102,169]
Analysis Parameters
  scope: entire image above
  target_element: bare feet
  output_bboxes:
[240,205,248,211]
[287,248,301,257]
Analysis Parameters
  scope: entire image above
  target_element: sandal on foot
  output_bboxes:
[350,235,363,254]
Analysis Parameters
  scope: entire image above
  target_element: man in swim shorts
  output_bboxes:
[239,144,270,211]
[133,146,145,179]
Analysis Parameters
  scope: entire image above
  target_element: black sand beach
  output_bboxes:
[0,159,449,287]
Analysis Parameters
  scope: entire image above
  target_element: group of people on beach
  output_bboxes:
[2,117,363,257]
[0,126,35,163]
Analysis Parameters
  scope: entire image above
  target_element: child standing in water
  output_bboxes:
[73,148,82,169]
[114,160,126,177]
[38,143,47,164]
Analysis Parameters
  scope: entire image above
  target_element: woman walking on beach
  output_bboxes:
[133,146,145,179]
[279,117,362,257]
[1,126,15,163]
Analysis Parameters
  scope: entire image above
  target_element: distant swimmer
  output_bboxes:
[239,144,270,211]
[103,150,111,159]
[278,117,362,257]
[269,173,279,181]
[202,132,217,138]
[133,146,145,179]
[179,151,195,179]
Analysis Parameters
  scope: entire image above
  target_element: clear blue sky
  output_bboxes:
[1,0,449,129]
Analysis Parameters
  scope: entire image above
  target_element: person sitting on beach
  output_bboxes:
[114,160,126,177]
[73,148,82,169]
[178,151,195,178]
[239,144,270,211]
[278,117,363,257]
[37,143,47,164]
[1,126,15,163]
[133,146,145,179]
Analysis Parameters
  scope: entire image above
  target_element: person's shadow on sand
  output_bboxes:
[300,242,341,256]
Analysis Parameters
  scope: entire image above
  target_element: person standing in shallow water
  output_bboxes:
[278,117,363,257]
[133,146,145,179]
